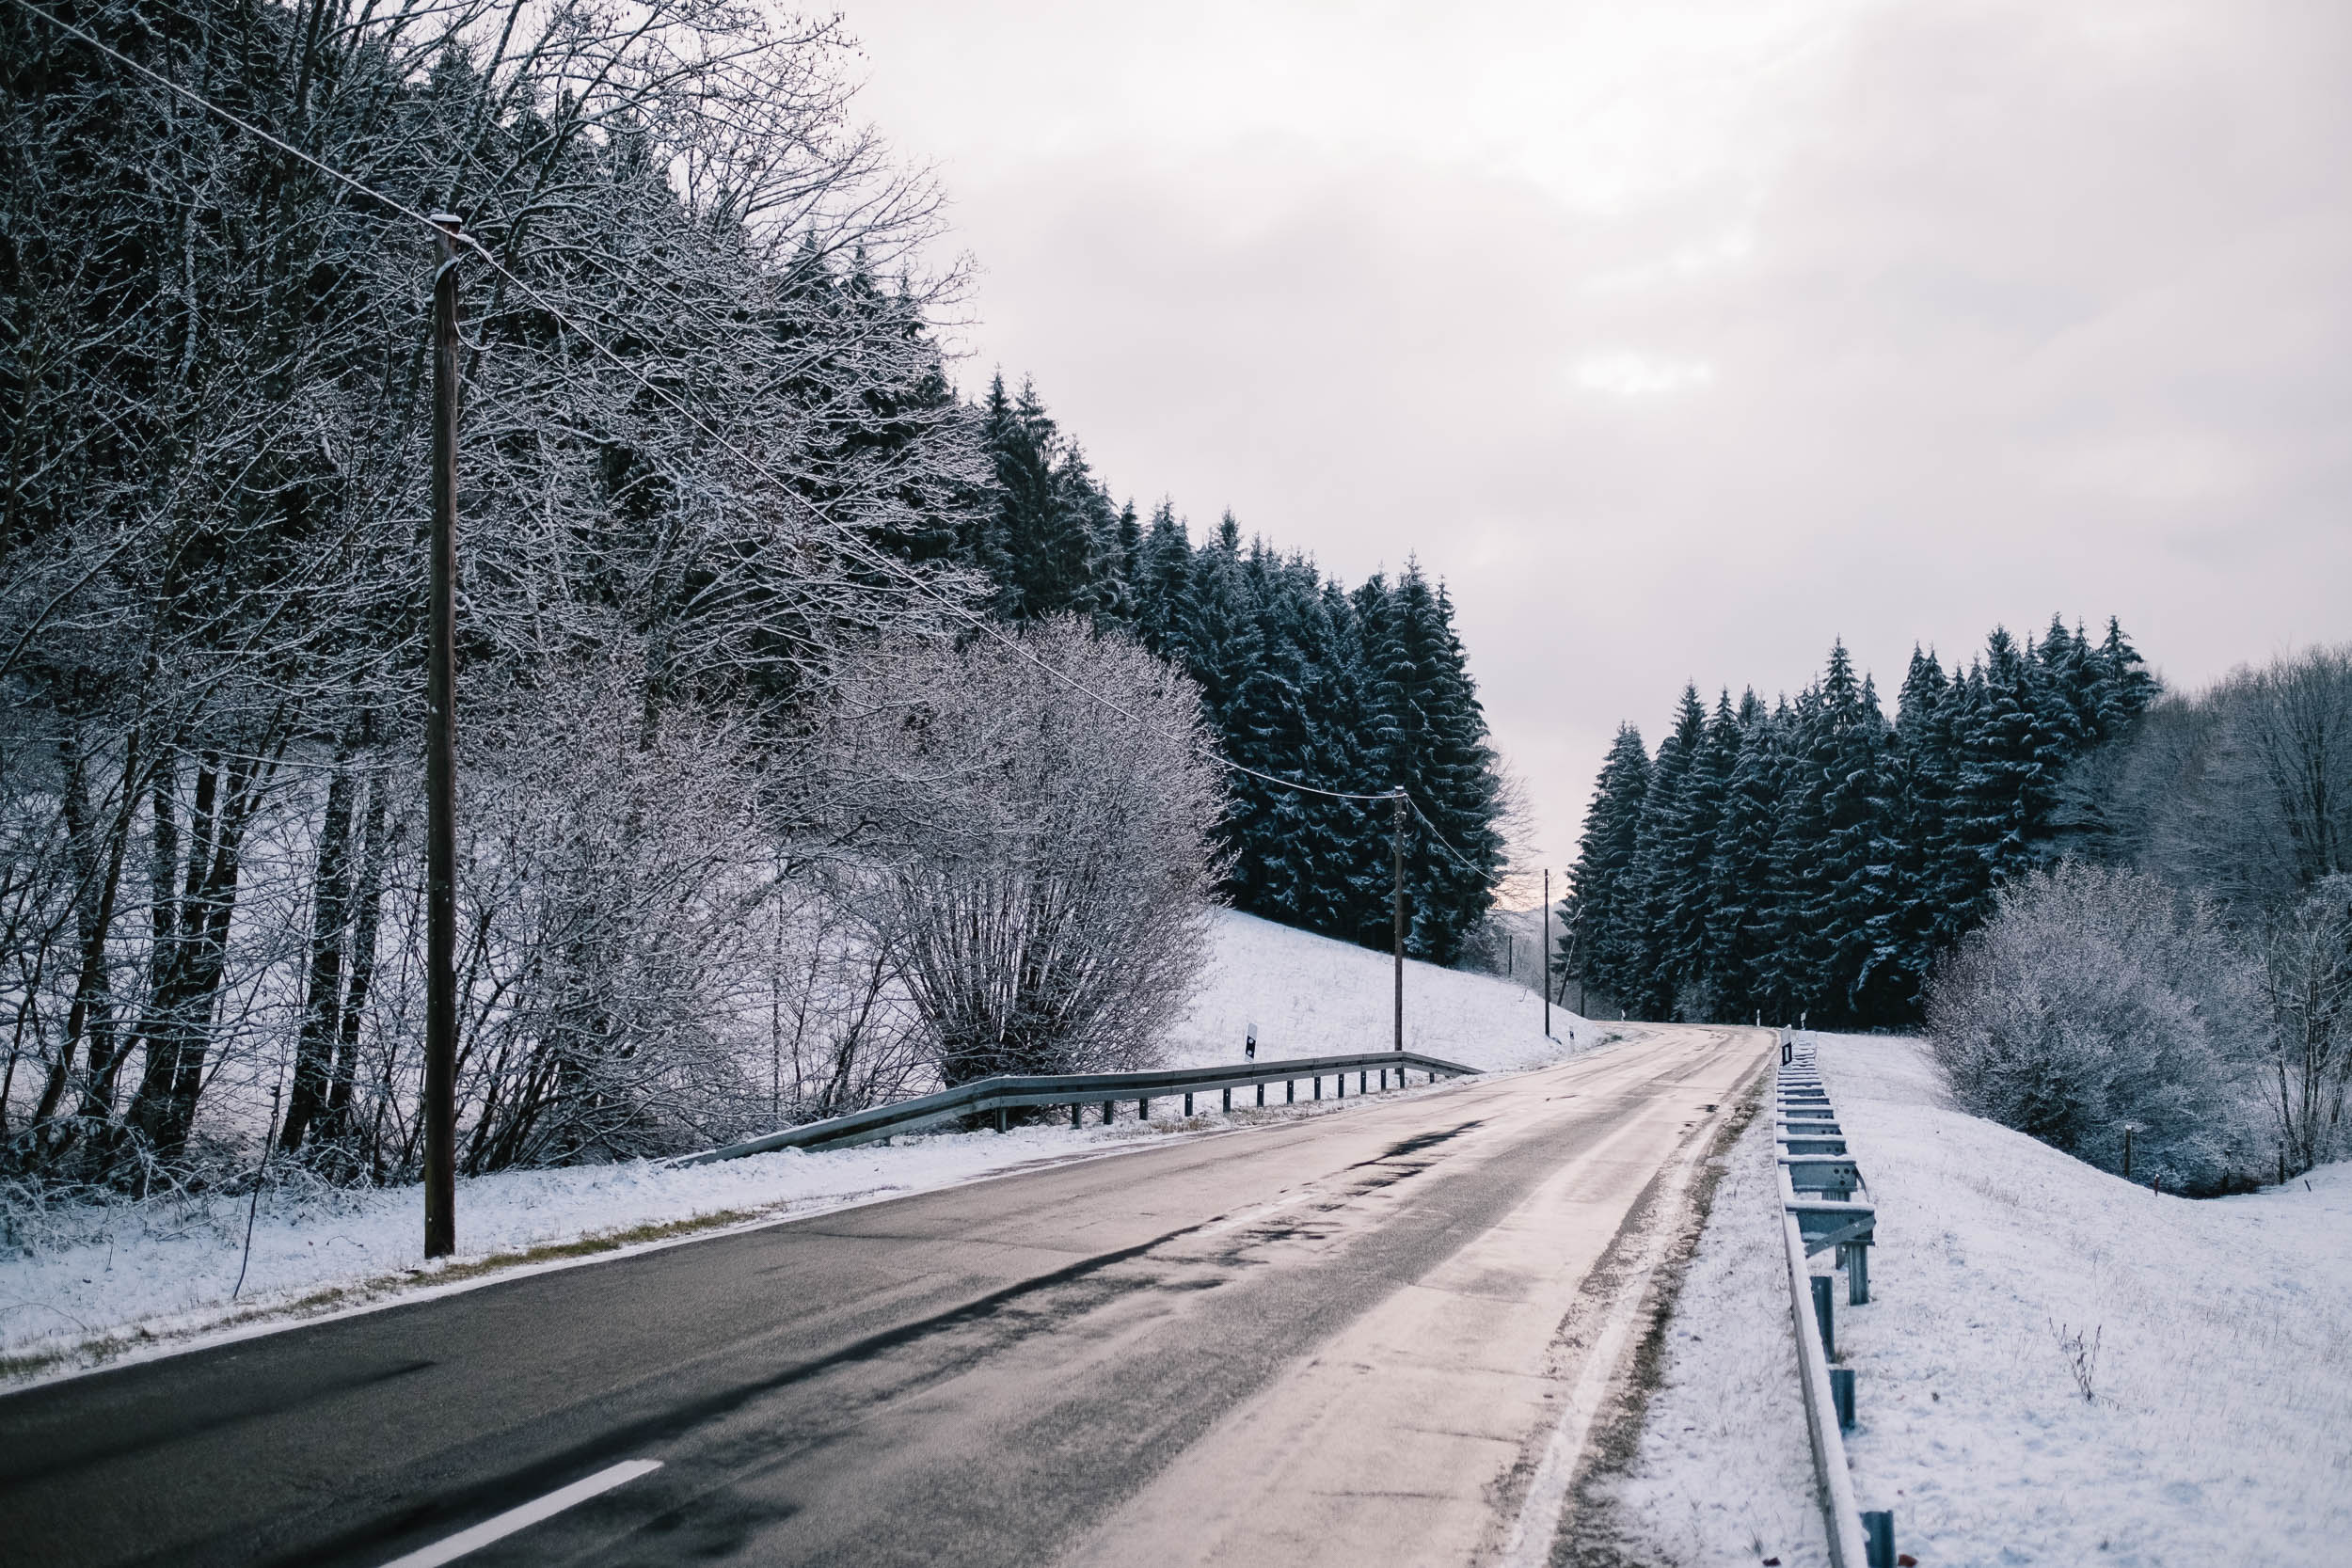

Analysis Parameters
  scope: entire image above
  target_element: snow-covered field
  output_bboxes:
[1164,909,1588,1069]
[1813,1031,2352,1567]
[0,909,1589,1384]
[1625,1029,2352,1568]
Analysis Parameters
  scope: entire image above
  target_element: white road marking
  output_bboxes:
[377,1460,662,1568]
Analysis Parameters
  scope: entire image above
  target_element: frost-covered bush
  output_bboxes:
[1925,863,2265,1194]
[824,620,1226,1084]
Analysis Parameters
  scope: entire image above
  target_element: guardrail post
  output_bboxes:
[1070,1103,1080,1130]
[1812,1275,1836,1362]
[1861,1510,1895,1568]
[1829,1367,1855,1431]
[1102,1099,1114,1126]
[1379,1069,1389,1090]
[1842,1241,1870,1305]
[996,1107,1007,1133]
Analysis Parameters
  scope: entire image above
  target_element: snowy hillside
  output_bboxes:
[1603,1031,2352,1567]
[1163,909,1589,1071]
[1813,1032,2351,1566]
[1,910,1585,1383]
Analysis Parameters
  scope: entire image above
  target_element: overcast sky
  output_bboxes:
[841,0,2352,884]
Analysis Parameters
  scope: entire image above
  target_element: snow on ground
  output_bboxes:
[1811,1031,2352,1568]
[1,908,1590,1384]
[1583,1097,1832,1568]
[1165,909,1590,1072]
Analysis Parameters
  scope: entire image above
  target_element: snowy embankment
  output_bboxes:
[1162,909,1590,1069]
[1,909,1586,1383]
[1606,1030,2352,1567]
[1815,1033,2351,1566]
[1573,1096,1831,1567]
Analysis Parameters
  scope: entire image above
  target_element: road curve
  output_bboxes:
[0,1025,1767,1568]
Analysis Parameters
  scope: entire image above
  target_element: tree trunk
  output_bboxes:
[31,718,138,1159]
[280,751,355,1151]
[129,745,268,1162]
[324,765,390,1148]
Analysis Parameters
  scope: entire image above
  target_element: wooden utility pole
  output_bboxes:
[424,214,463,1260]
[1542,867,1550,1037]
[1391,789,1406,1053]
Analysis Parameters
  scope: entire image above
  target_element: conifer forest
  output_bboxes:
[1564,619,2162,1030]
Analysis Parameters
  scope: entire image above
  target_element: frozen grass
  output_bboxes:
[1814,1031,2352,1567]
[0,909,1592,1386]
[1581,1096,1832,1568]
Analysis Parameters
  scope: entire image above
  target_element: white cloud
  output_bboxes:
[1572,354,1721,398]
[843,0,2352,868]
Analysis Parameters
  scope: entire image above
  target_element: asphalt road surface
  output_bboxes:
[0,1026,1767,1568]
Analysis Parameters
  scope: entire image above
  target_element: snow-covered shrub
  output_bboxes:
[824,620,1225,1084]
[1925,863,2265,1194]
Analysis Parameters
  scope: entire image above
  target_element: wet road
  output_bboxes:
[0,1026,1765,1568]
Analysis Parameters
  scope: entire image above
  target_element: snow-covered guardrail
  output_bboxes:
[1775,1035,1893,1568]
[670,1051,1483,1166]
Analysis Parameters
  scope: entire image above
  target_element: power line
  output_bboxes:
[1407,799,1498,879]
[6,0,1462,823]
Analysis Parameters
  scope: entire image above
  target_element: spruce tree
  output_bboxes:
[1628,687,1707,1018]
[1707,696,1782,1022]
[1568,724,1652,1010]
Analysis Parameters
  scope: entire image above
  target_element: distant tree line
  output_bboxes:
[960,377,1508,967]
[1568,614,2352,1189]
[1928,645,2352,1189]
[1563,618,2158,1028]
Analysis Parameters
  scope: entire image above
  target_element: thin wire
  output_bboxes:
[1407,799,1496,878]
[8,0,1433,816]
[6,0,454,231]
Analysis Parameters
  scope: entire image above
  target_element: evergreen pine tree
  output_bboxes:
[1627,687,1707,1018]
[1568,724,1652,1010]
[1706,696,1782,1022]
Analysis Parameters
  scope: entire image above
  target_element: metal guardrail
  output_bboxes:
[670,1050,1483,1166]
[1775,1034,1890,1568]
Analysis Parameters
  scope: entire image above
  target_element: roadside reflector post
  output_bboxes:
[1222,1086,1232,1112]
[1286,1080,1295,1103]
[1829,1367,1856,1431]
[1102,1100,1114,1126]
[1313,1076,1322,1101]
[1812,1275,1836,1361]
[1184,1092,1193,1117]
[1256,1083,1264,1106]
[1070,1103,1080,1130]
[1137,1097,1149,1123]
